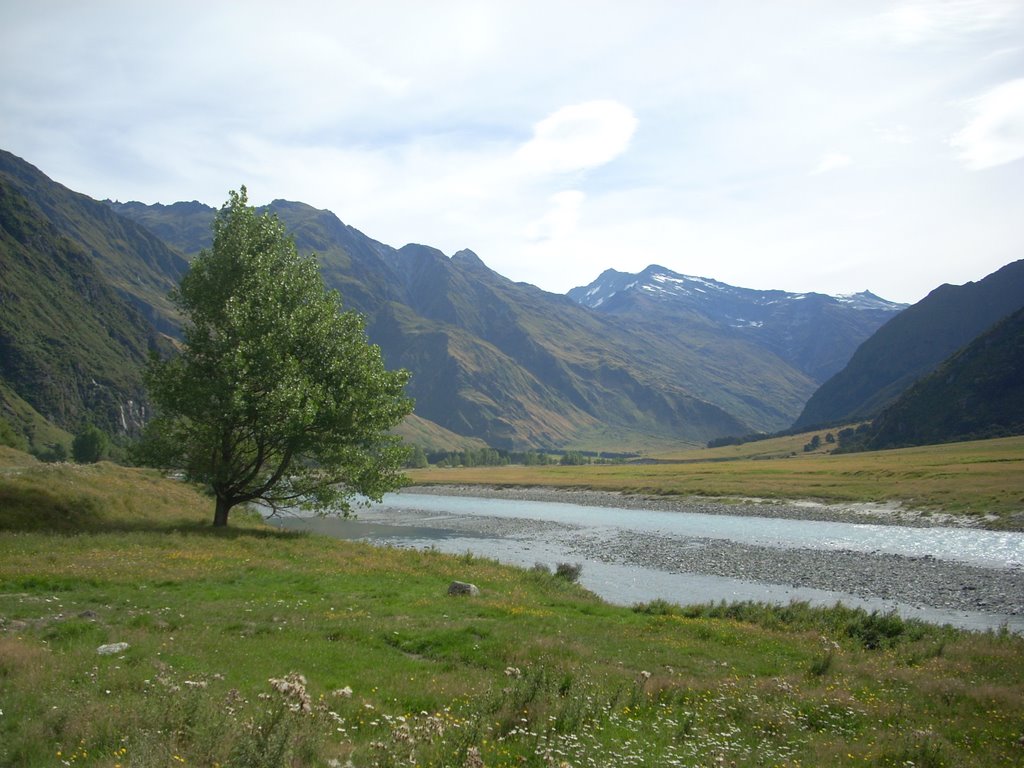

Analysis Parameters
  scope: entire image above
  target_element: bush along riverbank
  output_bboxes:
[2,453,1024,765]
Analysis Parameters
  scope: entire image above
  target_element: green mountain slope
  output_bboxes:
[107,197,404,317]
[794,259,1024,429]
[864,306,1024,449]
[0,150,189,335]
[0,178,159,441]
[386,246,787,443]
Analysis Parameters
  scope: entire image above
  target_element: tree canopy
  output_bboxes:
[143,188,412,526]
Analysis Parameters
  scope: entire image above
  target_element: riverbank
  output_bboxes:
[404,438,1024,528]
[384,486,1024,620]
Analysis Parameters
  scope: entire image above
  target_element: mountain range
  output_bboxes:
[107,196,903,448]
[5,146,1019,454]
[569,265,905,384]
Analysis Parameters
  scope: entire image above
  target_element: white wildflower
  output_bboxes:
[268,672,312,714]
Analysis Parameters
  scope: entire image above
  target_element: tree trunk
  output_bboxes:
[213,496,232,527]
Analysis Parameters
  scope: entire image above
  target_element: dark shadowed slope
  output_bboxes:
[863,306,1024,449]
[795,259,1024,429]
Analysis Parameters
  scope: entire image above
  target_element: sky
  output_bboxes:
[1,1,1022,304]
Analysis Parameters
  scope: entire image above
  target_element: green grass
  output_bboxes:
[2,452,1024,766]
[408,434,1024,528]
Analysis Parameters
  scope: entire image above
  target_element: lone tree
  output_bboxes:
[144,188,412,526]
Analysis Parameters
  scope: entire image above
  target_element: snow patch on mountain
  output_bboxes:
[569,265,906,316]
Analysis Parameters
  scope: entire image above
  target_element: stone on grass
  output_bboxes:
[447,581,480,597]
[96,642,129,655]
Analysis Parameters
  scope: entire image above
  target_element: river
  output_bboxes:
[268,489,1024,633]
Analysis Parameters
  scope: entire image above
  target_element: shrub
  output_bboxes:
[632,599,680,616]
[72,425,108,464]
[845,610,916,650]
[554,562,583,582]
[34,441,68,463]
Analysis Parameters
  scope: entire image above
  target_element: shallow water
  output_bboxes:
[375,493,1024,569]
[269,492,1024,633]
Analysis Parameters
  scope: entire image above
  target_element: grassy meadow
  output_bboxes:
[407,435,1024,528]
[2,449,1024,766]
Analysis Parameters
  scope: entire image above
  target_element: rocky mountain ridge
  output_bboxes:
[569,264,907,384]
[111,197,856,446]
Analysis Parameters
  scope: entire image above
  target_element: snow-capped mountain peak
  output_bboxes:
[567,264,908,383]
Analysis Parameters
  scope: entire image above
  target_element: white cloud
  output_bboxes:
[525,190,586,242]
[872,123,914,145]
[515,101,638,174]
[951,78,1024,170]
[875,0,1021,45]
[1,3,1021,305]
[810,152,854,175]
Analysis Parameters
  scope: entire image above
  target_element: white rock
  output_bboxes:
[96,642,129,655]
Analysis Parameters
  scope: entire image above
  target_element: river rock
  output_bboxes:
[96,642,129,655]
[448,581,480,597]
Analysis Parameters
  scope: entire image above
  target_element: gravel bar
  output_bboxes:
[393,485,1024,617]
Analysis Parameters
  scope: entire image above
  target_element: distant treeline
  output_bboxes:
[706,432,773,449]
[404,446,638,468]
[707,425,856,453]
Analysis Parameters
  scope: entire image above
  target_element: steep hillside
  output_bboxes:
[795,259,1024,429]
[0,179,158,441]
[0,150,188,335]
[386,250,756,447]
[104,199,212,259]
[863,306,1024,449]
[569,265,906,383]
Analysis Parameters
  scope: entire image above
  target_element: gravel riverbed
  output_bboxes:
[380,486,1024,618]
